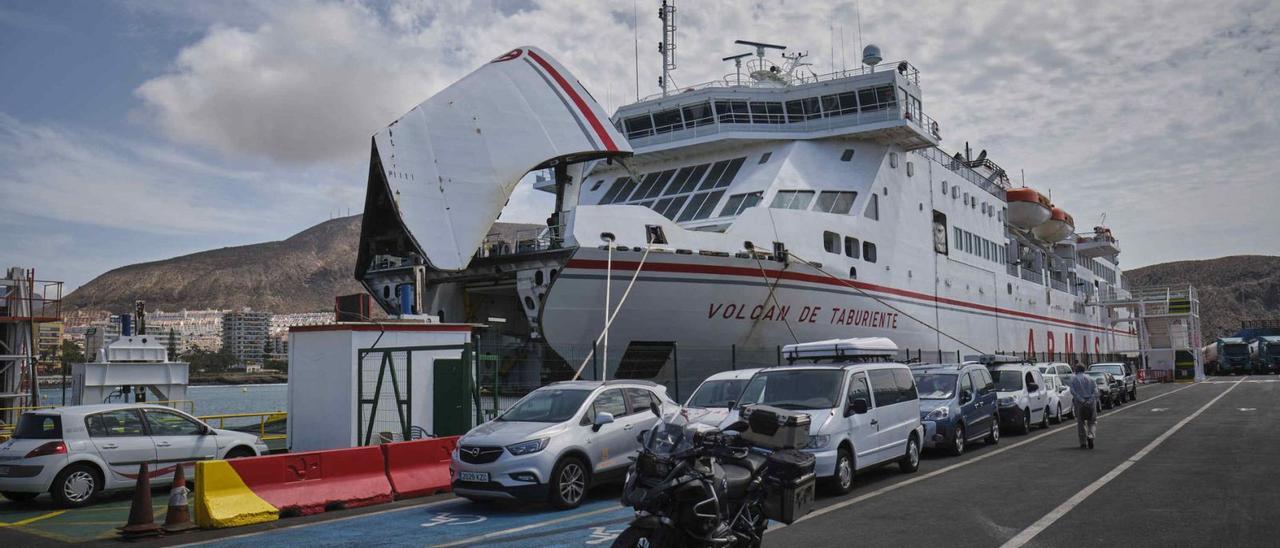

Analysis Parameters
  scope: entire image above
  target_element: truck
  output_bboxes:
[1251,336,1280,375]
[1216,337,1252,375]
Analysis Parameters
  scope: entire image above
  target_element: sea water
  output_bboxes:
[38,383,288,416]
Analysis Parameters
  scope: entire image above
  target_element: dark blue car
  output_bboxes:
[912,364,1000,455]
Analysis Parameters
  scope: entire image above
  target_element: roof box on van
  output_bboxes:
[782,337,899,363]
[972,354,1028,366]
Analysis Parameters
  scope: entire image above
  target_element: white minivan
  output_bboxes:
[732,357,923,495]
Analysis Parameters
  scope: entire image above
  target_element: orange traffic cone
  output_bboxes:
[119,462,162,539]
[163,463,196,533]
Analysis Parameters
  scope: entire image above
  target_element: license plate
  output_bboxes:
[459,471,489,482]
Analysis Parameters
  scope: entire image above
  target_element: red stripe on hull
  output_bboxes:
[526,50,618,151]
[565,258,1128,336]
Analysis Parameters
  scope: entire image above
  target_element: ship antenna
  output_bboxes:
[633,0,639,100]
[722,52,751,86]
[855,0,865,54]
[658,0,677,97]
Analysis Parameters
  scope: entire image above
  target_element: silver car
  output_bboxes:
[0,404,269,507]
[451,380,674,509]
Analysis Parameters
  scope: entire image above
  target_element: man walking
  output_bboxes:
[1068,363,1099,449]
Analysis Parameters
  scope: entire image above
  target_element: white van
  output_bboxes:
[683,368,760,427]
[730,338,923,495]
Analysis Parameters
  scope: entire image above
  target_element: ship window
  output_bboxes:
[759,152,772,164]
[662,167,696,196]
[638,200,655,208]
[849,267,857,279]
[661,195,689,219]
[720,191,763,217]
[837,92,858,114]
[711,157,746,188]
[954,227,962,248]
[865,193,880,220]
[906,162,914,177]
[814,191,857,214]
[714,100,750,123]
[383,286,391,299]
[941,181,948,195]
[682,101,714,128]
[624,114,654,139]
[820,94,840,116]
[698,160,730,191]
[677,192,710,222]
[889,153,898,169]
[613,178,640,203]
[933,211,948,255]
[840,149,855,162]
[770,190,815,210]
[692,190,725,220]
[856,88,878,111]
[652,108,683,134]
[952,187,959,199]
[863,241,878,263]
[590,179,604,191]
[678,164,710,194]
[971,196,977,209]
[823,231,840,254]
[653,198,673,217]
[784,97,821,122]
[845,236,861,258]
[630,173,659,201]
[750,101,785,124]
[645,170,677,199]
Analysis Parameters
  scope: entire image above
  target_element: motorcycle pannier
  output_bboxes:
[741,405,811,449]
[762,449,816,524]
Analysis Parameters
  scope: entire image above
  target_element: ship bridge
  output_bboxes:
[611,60,940,153]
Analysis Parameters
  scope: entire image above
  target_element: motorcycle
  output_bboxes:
[612,404,816,548]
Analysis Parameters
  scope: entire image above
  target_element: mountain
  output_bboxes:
[64,215,540,314]
[1125,255,1280,341]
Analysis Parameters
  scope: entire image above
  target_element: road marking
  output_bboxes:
[768,382,1198,533]
[999,377,1244,548]
[0,510,67,527]
[585,525,625,545]
[1238,408,1256,412]
[421,512,486,528]
[1150,408,1168,412]
[431,505,621,547]
[178,497,464,546]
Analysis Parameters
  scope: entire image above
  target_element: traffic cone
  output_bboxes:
[163,463,196,533]
[119,462,162,539]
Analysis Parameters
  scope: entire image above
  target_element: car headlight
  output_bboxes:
[803,435,830,450]
[925,407,950,421]
[506,438,550,456]
[998,396,1016,407]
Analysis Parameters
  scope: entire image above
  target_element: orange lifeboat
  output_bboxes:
[1005,188,1051,230]
[1032,207,1074,242]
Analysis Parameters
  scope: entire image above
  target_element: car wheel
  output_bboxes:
[1,491,38,503]
[1040,407,1050,429]
[1051,404,1061,424]
[986,417,1000,445]
[898,436,920,473]
[950,424,966,456]
[829,447,856,495]
[1018,409,1031,434]
[224,446,256,459]
[548,456,589,510]
[50,463,99,508]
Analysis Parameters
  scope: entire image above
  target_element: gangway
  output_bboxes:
[1094,285,1203,381]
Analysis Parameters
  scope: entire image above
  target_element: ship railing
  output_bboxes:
[625,105,912,147]
[1050,278,1069,293]
[477,225,561,259]
[637,60,920,101]
[1020,267,1042,284]
[913,146,1010,199]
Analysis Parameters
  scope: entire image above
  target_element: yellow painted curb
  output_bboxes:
[194,460,279,528]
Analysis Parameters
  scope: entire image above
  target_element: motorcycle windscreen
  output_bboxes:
[364,46,631,271]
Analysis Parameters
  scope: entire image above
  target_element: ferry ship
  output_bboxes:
[354,26,1135,393]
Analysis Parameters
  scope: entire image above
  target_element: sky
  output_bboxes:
[1,0,1278,292]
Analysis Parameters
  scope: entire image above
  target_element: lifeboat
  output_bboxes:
[1005,188,1051,230]
[1032,207,1075,243]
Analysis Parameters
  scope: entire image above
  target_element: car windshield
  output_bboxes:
[1223,345,1248,357]
[913,373,957,400]
[1091,365,1124,376]
[498,388,591,423]
[993,370,1024,392]
[687,379,749,408]
[739,369,844,410]
[1085,372,1108,384]
[14,414,61,439]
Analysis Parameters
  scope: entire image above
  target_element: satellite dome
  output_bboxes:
[862,44,882,67]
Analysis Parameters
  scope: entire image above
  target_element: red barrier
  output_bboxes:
[382,436,460,499]
[227,445,393,516]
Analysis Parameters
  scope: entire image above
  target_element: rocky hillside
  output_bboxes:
[1126,255,1280,340]
[65,215,539,314]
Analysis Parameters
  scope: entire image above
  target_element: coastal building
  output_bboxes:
[36,321,63,373]
[222,309,270,367]
[148,309,226,352]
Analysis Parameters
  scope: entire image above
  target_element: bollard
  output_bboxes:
[163,463,196,533]
[119,462,162,539]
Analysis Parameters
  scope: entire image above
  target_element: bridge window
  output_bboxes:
[714,100,750,123]
[720,191,763,217]
[814,191,857,214]
[770,190,815,210]
[785,97,822,122]
[750,102,785,124]
[823,231,840,254]
[682,102,714,128]
[623,115,653,139]
[652,108,684,134]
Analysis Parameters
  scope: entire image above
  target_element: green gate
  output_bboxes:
[433,358,472,437]
[356,343,472,445]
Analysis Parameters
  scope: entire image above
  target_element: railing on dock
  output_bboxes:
[198,411,288,445]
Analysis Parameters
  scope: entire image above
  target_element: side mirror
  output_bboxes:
[201,424,213,435]
[724,420,749,433]
[726,400,737,410]
[850,398,869,415]
[592,412,615,431]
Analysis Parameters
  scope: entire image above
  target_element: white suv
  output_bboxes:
[0,404,269,507]
[992,364,1051,434]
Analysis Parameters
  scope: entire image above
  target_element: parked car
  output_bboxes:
[1090,362,1137,402]
[731,361,924,495]
[1039,373,1070,423]
[1036,362,1073,385]
[451,380,676,509]
[682,368,759,427]
[991,364,1051,434]
[0,404,269,507]
[1085,371,1117,409]
[911,364,999,456]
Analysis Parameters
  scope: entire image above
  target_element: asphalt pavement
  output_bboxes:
[2,379,1276,546]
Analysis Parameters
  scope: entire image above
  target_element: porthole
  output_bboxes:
[889,152,898,168]
[524,296,536,310]
[535,270,545,286]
